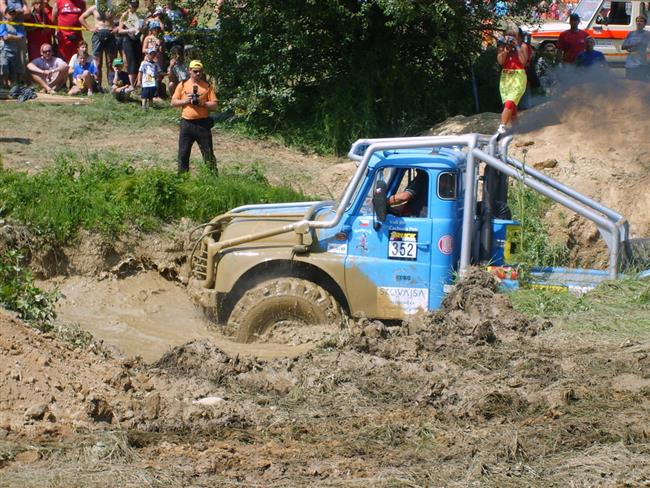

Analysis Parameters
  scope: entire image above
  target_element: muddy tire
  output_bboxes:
[229,278,343,343]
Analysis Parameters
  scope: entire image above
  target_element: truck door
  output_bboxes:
[344,167,434,320]
[590,0,635,63]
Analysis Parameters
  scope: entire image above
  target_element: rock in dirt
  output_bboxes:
[23,403,49,421]
[86,397,114,423]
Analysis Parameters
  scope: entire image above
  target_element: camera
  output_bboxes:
[505,35,516,46]
[190,85,199,106]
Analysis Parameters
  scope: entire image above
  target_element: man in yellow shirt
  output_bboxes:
[170,59,218,173]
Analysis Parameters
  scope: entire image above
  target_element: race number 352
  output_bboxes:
[388,230,418,261]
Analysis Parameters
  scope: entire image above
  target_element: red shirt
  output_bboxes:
[25,6,53,61]
[558,29,589,63]
[55,0,85,28]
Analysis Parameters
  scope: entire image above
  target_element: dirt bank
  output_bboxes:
[1,270,648,487]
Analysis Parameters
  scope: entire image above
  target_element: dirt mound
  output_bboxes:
[348,268,550,360]
[155,339,255,381]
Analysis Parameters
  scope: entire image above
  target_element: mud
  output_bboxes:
[1,266,648,487]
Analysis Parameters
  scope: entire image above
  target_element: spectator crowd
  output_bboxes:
[0,0,204,105]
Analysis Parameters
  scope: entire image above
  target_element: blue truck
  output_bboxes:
[188,133,648,342]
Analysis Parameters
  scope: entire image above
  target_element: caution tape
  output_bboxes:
[0,19,86,31]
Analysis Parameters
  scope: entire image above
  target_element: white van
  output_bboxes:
[528,0,650,64]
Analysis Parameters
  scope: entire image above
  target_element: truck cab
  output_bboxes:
[528,0,650,65]
[339,149,465,318]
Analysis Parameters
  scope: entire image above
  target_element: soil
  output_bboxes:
[2,79,650,486]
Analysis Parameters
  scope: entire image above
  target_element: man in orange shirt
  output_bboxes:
[170,59,218,173]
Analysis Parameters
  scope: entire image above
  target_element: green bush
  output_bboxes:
[509,182,569,268]
[0,249,58,331]
[0,156,307,244]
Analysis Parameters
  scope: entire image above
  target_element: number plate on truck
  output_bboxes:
[388,230,418,260]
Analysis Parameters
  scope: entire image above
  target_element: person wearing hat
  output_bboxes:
[0,5,27,84]
[170,59,218,173]
[110,57,133,100]
[558,13,588,64]
[622,14,650,81]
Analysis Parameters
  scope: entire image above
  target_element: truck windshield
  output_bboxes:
[573,0,604,21]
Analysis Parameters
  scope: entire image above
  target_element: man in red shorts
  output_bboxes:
[52,0,86,61]
[558,13,588,64]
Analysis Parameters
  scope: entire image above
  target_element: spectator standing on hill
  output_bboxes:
[558,13,588,63]
[25,0,53,61]
[171,59,218,173]
[68,50,96,94]
[138,46,158,109]
[576,36,607,68]
[79,1,117,86]
[118,0,143,86]
[162,0,188,51]
[52,0,85,61]
[497,27,530,133]
[622,14,650,81]
[26,41,67,92]
[0,6,27,84]
[0,0,29,16]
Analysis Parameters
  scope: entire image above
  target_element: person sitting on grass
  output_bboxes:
[138,47,159,109]
[26,42,68,93]
[68,51,97,96]
[111,57,133,101]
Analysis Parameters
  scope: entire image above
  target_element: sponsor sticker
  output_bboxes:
[438,234,453,255]
[388,230,418,260]
[359,219,370,227]
[378,287,428,315]
[327,242,347,254]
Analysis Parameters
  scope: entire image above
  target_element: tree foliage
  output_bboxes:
[194,0,531,153]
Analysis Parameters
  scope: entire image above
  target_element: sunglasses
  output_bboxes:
[42,50,52,54]
[191,69,202,73]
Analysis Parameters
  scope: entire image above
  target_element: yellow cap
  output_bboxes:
[188,60,203,70]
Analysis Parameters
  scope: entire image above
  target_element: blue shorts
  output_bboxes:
[140,86,157,99]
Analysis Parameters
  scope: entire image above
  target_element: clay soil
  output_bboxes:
[1,79,650,486]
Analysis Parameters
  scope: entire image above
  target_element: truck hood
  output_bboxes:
[217,201,339,247]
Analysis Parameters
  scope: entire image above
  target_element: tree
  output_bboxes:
[194,0,533,153]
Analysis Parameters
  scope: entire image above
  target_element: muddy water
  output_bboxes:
[51,272,315,362]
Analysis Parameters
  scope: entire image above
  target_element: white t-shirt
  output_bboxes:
[623,29,650,68]
[139,60,159,87]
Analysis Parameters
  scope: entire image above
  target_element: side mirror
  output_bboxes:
[372,179,388,224]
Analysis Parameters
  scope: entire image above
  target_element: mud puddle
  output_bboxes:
[48,272,316,362]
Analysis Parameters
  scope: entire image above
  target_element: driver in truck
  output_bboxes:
[387,170,428,217]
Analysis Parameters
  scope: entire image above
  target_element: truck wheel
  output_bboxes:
[229,278,343,343]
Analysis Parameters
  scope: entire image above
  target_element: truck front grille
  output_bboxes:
[191,241,209,281]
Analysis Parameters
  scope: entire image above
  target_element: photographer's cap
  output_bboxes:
[148,20,161,29]
[189,59,203,69]
[146,47,157,54]
[112,58,124,66]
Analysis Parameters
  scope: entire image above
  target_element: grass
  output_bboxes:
[509,182,570,269]
[0,153,307,244]
[0,249,58,331]
[510,276,650,337]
